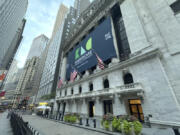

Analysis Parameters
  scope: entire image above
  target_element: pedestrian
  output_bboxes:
[7,109,12,119]
[45,109,49,118]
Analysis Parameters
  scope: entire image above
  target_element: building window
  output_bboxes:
[111,3,131,60]
[103,79,109,88]
[65,90,67,96]
[79,86,82,94]
[89,66,96,74]
[33,60,36,65]
[103,100,113,114]
[104,59,112,65]
[89,83,93,91]
[123,73,134,84]
[71,88,74,95]
[80,71,86,78]
[98,16,106,24]
[89,26,95,33]
[170,0,180,14]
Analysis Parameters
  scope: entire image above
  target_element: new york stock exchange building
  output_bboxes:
[54,0,180,126]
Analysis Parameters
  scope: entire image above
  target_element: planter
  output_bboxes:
[101,121,113,131]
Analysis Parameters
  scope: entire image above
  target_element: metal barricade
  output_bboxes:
[10,112,33,135]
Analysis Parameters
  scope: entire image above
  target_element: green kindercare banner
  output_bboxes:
[66,17,117,80]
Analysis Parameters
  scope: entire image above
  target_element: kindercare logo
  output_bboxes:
[75,37,92,60]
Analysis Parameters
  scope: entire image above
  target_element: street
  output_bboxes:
[23,115,109,135]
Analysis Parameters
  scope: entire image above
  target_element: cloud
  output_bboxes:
[15,0,74,68]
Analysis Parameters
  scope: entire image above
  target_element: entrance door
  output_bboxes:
[89,101,95,117]
[129,99,144,122]
[62,102,66,115]
[57,103,60,113]
[103,100,113,114]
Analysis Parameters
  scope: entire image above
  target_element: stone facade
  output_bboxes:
[55,0,180,125]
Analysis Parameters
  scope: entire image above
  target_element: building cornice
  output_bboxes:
[57,48,161,90]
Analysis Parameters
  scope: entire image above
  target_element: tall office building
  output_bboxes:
[51,4,69,38]
[16,57,39,99]
[37,4,68,102]
[2,19,26,70]
[31,42,51,104]
[61,7,77,47]
[74,0,91,18]
[27,34,49,60]
[3,60,19,85]
[0,0,28,70]
[1,60,22,104]
[14,35,49,103]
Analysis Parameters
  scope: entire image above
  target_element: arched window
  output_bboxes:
[103,79,109,88]
[89,83,93,91]
[79,86,82,94]
[123,73,134,84]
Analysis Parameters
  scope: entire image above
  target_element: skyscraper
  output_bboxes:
[14,35,49,103]
[61,7,77,47]
[51,4,69,38]
[37,4,68,102]
[15,57,39,101]
[27,34,49,60]
[0,0,28,70]
[74,0,91,18]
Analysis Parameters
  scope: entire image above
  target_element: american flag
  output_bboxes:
[95,53,105,70]
[57,76,63,88]
[70,69,78,82]
[0,91,5,97]
[0,73,5,81]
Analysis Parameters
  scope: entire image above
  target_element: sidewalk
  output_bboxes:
[23,114,176,135]
[23,115,110,135]
[0,112,13,135]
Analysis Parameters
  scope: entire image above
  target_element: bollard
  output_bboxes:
[79,118,82,125]
[173,127,180,135]
[93,119,96,128]
[86,118,89,126]
[34,130,36,134]
[61,115,63,121]
[59,113,61,120]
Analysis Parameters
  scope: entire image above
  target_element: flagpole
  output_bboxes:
[71,64,82,77]
[92,48,107,69]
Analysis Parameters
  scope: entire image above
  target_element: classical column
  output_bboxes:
[81,99,87,115]
[95,97,103,116]
[60,56,67,81]
[113,94,126,116]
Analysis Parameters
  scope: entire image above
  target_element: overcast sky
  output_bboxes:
[15,0,74,68]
